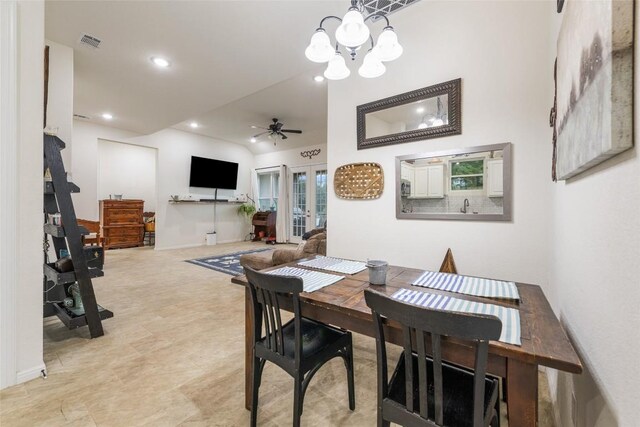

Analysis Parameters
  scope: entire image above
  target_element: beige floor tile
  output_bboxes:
[0,242,555,426]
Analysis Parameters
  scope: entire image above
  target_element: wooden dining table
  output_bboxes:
[231,259,582,427]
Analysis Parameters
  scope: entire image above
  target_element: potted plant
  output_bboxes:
[237,203,257,218]
[237,202,257,241]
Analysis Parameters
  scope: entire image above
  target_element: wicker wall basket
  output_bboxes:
[334,162,384,200]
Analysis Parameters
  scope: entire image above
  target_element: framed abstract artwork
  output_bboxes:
[554,0,634,180]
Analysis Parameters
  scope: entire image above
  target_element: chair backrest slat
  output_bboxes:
[245,267,304,361]
[415,330,429,420]
[473,341,489,427]
[432,333,444,425]
[266,290,279,352]
[272,291,284,356]
[402,326,414,413]
[372,311,389,422]
[364,289,501,427]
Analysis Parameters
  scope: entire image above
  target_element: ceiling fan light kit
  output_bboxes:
[304,0,403,80]
[250,118,303,145]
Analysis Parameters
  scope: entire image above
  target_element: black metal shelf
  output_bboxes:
[43,133,111,338]
[44,181,80,194]
[44,223,89,238]
[43,262,104,285]
[52,302,113,329]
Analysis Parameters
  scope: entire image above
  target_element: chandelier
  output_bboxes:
[304,0,403,80]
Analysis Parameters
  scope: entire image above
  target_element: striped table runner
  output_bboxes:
[298,256,367,275]
[391,289,521,345]
[412,271,520,301]
[267,266,344,293]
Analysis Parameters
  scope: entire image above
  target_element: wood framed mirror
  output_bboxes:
[396,143,512,221]
[357,78,462,150]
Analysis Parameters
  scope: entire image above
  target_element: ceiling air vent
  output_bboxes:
[362,0,421,17]
[73,114,91,120]
[78,33,102,49]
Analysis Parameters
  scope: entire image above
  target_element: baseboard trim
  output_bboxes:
[155,239,243,251]
[16,362,46,384]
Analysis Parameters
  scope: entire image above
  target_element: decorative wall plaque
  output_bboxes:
[334,162,384,200]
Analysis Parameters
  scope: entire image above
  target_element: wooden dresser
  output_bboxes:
[99,199,144,249]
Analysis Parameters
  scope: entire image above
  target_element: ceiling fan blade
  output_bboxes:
[281,129,302,134]
[278,132,288,140]
[251,125,268,130]
[275,122,284,131]
[253,131,269,138]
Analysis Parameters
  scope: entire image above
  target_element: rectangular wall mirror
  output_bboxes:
[396,143,512,221]
[357,79,461,150]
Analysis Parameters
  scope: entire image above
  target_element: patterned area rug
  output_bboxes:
[186,248,271,276]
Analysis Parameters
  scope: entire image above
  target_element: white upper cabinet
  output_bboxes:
[426,164,444,198]
[487,159,503,197]
[400,162,413,182]
[411,164,444,199]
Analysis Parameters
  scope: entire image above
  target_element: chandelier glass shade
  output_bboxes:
[304,0,403,80]
[324,52,351,80]
[304,29,335,63]
[335,9,370,47]
[358,51,385,78]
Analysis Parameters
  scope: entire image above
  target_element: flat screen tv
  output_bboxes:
[189,156,239,189]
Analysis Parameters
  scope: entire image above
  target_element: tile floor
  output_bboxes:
[0,242,556,426]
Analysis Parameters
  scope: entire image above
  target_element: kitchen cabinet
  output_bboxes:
[400,162,413,181]
[426,164,444,198]
[487,159,503,197]
[410,164,444,199]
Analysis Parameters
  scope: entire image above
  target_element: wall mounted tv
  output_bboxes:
[189,156,239,189]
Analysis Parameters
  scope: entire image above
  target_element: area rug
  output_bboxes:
[186,248,271,276]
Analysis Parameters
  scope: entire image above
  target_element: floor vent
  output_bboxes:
[78,33,102,49]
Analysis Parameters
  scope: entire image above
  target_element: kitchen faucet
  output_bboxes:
[460,198,470,213]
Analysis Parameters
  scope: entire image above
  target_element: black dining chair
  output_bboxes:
[364,289,501,427]
[245,267,355,427]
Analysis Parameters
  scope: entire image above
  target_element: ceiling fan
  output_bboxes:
[251,118,302,144]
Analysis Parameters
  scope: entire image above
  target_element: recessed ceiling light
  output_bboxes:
[250,137,257,143]
[151,56,170,68]
[102,113,113,120]
[416,107,425,114]
[189,122,199,128]
[313,75,325,82]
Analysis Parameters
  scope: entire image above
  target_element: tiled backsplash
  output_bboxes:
[402,194,503,214]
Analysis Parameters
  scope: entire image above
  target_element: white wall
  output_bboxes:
[71,121,254,249]
[327,1,554,288]
[0,0,45,389]
[72,120,139,219]
[254,143,327,169]
[44,39,73,168]
[97,140,157,212]
[545,3,640,427]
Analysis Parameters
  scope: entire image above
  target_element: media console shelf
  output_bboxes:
[168,200,243,204]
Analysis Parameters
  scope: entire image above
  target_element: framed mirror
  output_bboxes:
[357,79,462,150]
[396,143,512,221]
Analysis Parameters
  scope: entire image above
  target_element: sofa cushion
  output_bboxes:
[303,232,326,256]
[239,250,275,271]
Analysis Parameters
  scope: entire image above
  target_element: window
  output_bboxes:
[258,171,279,211]
[315,170,327,227]
[450,159,484,191]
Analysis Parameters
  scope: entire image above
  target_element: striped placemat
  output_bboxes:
[298,256,367,275]
[267,266,344,293]
[412,271,520,301]
[391,289,521,345]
